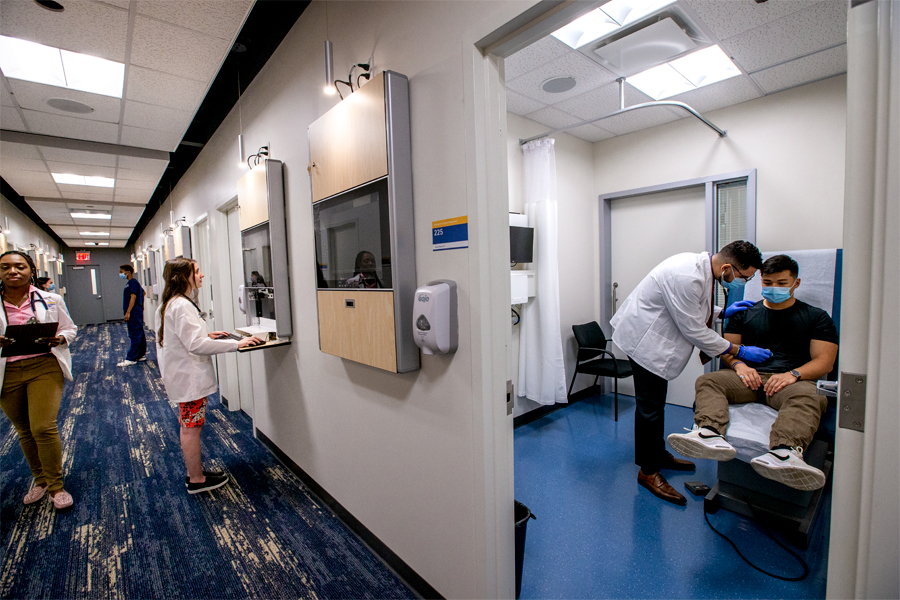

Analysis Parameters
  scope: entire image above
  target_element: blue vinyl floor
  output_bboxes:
[514,393,831,599]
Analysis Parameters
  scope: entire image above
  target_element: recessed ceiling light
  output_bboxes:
[52,173,115,187]
[46,97,94,114]
[70,212,111,219]
[551,0,676,49]
[542,76,577,93]
[0,35,124,98]
[627,45,741,100]
[80,231,109,236]
[84,242,97,246]
[98,242,109,246]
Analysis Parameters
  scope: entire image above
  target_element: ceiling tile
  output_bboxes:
[1,105,26,131]
[666,75,763,115]
[117,155,168,171]
[125,65,209,112]
[6,79,122,123]
[684,0,823,41]
[0,142,41,159]
[96,0,131,9]
[507,52,616,106]
[109,227,133,239]
[0,0,128,62]
[505,36,572,82]
[50,225,83,237]
[46,162,116,179]
[119,126,181,152]
[130,16,231,82]
[123,101,191,134]
[0,155,45,174]
[22,109,119,144]
[40,147,117,168]
[107,240,128,248]
[8,182,60,197]
[112,196,150,205]
[751,45,847,94]
[599,104,683,136]
[566,123,615,143]
[115,168,162,183]
[722,0,847,73]
[524,106,583,131]
[506,90,546,117]
[6,170,55,185]
[135,0,252,41]
[554,81,653,121]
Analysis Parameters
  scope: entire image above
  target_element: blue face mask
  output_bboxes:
[719,266,746,291]
[119,273,127,279]
[48,284,56,291]
[761,286,793,304]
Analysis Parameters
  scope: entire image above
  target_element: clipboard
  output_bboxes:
[1,323,59,358]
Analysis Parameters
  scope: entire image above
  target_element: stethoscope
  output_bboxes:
[1,289,50,325]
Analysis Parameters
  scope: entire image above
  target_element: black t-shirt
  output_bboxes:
[724,299,838,373]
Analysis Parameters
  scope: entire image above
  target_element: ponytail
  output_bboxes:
[158,257,196,346]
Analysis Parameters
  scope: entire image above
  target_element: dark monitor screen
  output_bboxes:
[510,226,534,263]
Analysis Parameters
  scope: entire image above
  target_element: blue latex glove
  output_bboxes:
[736,345,773,363]
[722,300,756,319]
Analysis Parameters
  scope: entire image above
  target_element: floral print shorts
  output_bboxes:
[179,398,208,428]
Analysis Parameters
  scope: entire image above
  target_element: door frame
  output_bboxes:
[599,169,757,338]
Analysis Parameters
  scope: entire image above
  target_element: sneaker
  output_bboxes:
[50,490,74,511]
[185,470,226,485]
[750,447,826,491]
[667,425,736,461]
[187,474,229,494]
[23,483,47,505]
[137,357,147,362]
[117,359,137,367]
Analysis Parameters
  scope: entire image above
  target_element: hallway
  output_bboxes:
[0,323,415,599]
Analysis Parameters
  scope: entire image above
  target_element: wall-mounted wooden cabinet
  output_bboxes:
[309,71,418,373]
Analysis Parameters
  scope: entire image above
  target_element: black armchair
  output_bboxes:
[569,322,633,421]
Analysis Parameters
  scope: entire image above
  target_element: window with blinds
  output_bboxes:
[716,179,748,307]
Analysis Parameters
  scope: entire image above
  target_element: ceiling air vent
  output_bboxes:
[579,3,712,77]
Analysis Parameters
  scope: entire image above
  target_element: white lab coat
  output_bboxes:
[611,252,730,381]
[0,287,78,387]
[156,296,238,404]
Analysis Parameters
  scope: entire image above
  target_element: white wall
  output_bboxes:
[0,193,62,271]
[133,2,534,598]
[593,75,847,253]
[506,113,598,416]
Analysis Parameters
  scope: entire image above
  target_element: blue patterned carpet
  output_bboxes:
[0,323,416,599]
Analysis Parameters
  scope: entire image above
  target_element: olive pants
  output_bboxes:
[694,369,827,451]
[0,355,65,492]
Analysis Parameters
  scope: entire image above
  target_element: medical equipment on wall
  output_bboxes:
[509,213,536,306]
[308,70,419,373]
[412,280,458,355]
[236,158,292,342]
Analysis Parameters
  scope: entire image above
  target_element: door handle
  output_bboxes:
[612,282,619,314]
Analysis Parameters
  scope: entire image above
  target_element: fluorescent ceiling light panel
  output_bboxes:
[52,173,115,187]
[626,63,694,99]
[627,45,741,100]
[0,35,124,98]
[670,45,741,88]
[80,231,110,236]
[70,212,112,219]
[551,0,676,48]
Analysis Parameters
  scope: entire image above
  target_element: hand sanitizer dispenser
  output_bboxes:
[413,280,458,355]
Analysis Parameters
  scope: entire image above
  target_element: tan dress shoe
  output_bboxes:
[638,470,687,505]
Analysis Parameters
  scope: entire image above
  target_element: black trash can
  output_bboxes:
[514,501,536,599]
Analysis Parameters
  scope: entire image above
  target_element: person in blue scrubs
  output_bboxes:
[117,265,146,367]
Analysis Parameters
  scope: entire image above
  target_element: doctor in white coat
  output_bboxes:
[611,241,772,505]
[0,251,78,511]
[156,257,263,495]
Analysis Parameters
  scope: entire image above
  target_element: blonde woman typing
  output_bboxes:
[0,251,77,511]
[156,258,263,494]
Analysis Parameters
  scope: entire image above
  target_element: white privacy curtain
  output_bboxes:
[518,138,567,405]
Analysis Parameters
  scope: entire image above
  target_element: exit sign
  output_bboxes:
[76,252,90,261]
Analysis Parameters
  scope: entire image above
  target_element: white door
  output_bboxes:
[610,186,706,407]
[226,206,255,419]
[193,219,214,328]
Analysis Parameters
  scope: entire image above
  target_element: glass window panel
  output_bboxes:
[313,177,392,290]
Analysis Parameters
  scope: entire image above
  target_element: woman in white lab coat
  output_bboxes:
[156,257,263,494]
[0,251,77,511]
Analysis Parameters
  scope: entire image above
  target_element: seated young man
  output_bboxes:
[667,254,839,491]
